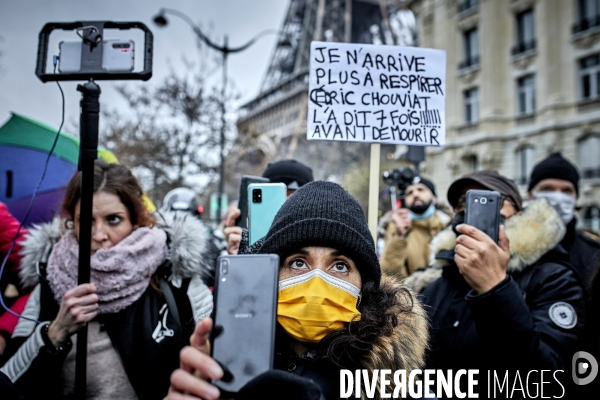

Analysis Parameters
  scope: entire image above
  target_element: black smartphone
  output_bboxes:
[465,189,502,243]
[211,254,279,394]
[235,175,270,229]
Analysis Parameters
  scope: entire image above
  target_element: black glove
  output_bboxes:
[236,369,325,400]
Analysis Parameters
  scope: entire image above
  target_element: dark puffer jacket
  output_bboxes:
[561,218,600,286]
[406,200,585,397]
[0,211,218,400]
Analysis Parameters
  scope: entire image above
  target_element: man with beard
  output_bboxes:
[380,176,450,279]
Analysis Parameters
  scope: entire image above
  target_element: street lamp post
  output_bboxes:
[154,8,280,223]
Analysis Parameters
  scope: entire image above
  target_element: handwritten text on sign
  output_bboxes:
[307,41,446,146]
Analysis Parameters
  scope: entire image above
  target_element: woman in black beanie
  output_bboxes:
[166,181,429,400]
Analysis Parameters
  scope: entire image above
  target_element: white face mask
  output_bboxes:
[532,190,576,224]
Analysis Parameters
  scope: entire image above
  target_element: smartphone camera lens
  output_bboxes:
[221,259,229,276]
[252,188,262,203]
[480,197,488,205]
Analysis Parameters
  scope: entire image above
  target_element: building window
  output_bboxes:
[573,0,600,34]
[579,54,600,100]
[517,75,536,115]
[515,145,535,185]
[582,205,600,232]
[459,28,479,69]
[458,0,478,14]
[512,9,536,55]
[463,87,479,124]
[465,155,481,172]
[578,134,600,177]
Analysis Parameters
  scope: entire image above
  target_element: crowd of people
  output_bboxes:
[0,152,598,399]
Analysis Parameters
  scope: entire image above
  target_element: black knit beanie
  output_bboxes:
[262,159,314,189]
[528,152,580,196]
[410,176,436,197]
[256,181,381,286]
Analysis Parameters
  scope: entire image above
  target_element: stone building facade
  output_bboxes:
[407,0,600,230]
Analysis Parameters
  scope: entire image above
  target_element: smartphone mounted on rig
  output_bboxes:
[35,21,153,82]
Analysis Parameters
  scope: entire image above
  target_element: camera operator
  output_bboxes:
[381,176,450,279]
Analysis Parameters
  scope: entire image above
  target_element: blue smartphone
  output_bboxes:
[248,183,286,245]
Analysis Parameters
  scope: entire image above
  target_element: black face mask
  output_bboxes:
[451,211,465,236]
[408,200,433,215]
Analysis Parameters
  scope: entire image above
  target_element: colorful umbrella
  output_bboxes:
[0,113,154,226]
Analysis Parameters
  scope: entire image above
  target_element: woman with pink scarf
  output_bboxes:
[0,160,217,399]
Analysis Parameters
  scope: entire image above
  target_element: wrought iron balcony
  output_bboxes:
[458,55,480,70]
[572,15,600,34]
[457,0,479,14]
[511,40,536,56]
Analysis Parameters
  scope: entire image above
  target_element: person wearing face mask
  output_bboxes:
[165,181,430,400]
[0,161,216,399]
[380,176,451,279]
[528,152,600,285]
[404,170,584,397]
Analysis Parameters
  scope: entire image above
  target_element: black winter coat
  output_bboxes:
[408,200,585,398]
[421,249,583,370]
[562,218,600,286]
[0,211,217,400]
[1,271,206,399]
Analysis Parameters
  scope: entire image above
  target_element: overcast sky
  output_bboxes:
[0,0,288,132]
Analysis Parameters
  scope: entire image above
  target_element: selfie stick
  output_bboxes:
[35,22,152,399]
[74,80,101,399]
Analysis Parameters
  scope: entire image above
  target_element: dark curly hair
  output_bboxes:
[62,160,154,227]
[321,278,415,369]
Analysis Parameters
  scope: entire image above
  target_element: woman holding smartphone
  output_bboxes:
[166,181,429,400]
[1,160,216,399]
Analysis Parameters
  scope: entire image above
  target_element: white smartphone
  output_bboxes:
[58,40,135,73]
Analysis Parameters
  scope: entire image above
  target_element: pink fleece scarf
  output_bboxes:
[46,227,168,314]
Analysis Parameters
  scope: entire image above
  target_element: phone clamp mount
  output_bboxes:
[35,21,153,400]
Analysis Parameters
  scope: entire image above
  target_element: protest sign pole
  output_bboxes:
[368,143,380,243]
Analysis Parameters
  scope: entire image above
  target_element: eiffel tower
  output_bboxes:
[231,0,414,186]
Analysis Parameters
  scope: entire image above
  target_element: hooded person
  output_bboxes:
[166,181,430,400]
[404,170,584,397]
[0,161,217,400]
[528,152,600,285]
[380,176,451,279]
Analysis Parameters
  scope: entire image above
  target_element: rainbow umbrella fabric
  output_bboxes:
[0,113,118,226]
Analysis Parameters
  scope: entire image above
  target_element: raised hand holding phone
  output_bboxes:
[210,254,279,395]
[166,318,223,400]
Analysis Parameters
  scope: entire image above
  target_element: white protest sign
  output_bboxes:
[307,41,446,146]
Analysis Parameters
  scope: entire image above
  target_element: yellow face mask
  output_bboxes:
[277,269,361,343]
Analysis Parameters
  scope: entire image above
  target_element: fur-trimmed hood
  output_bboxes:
[405,199,566,292]
[18,210,217,289]
[363,277,428,370]
[358,276,428,399]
